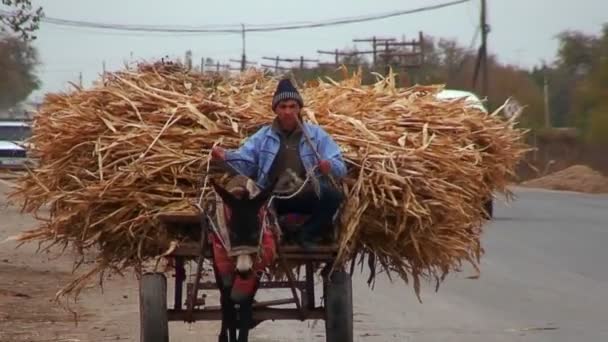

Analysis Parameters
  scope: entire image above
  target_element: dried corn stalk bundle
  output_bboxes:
[10,62,528,299]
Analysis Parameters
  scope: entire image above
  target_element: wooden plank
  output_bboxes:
[191,280,307,290]
[168,308,325,322]
[253,298,297,308]
[280,245,339,253]
[204,298,296,311]
[280,254,335,261]
[257,281,307,289]
[169,242,339,259]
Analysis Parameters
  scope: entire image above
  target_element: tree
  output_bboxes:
[0,36,40,110]
[0,1,42,111]
[570,25,608,144]
[1,0,44,41]
[555,30,598,76]
[533,30,600,128]
[539,24,608,143]
[530,65,574,127]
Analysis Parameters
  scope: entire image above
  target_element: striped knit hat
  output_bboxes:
[271,79,303,111]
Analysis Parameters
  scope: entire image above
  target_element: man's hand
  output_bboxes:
[318,160,331,175]
[211,146,225,161]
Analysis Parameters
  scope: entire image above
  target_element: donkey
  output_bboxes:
[209,177,277,342]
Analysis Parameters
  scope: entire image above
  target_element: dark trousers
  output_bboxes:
[274,181,344,241]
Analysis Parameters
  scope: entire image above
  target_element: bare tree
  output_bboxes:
[1,0,44,41]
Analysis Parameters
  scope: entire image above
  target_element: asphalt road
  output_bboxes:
[251,187,608,342]
[1,182,607,341]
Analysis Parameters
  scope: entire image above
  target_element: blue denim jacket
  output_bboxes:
[225,123,347,189]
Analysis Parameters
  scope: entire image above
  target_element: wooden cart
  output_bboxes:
[139,211,353,342]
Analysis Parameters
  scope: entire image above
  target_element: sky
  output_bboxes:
[12,0,608,100]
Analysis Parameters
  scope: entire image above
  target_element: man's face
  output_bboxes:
[274,99,300,131]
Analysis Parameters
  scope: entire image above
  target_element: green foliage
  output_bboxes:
[556,30,598,75]
[586,106,608,144]
[560,24,608,144]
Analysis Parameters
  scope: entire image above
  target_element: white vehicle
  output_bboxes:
[0,120,31,170]
[436,89,487,113]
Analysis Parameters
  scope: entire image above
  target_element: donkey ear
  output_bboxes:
[210,179,238,207]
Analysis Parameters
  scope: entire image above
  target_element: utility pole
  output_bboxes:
[229,58,256,71]
[262,56,320,72]
[184,50,193,70]
[265,56,281,73]
[419,31,426,64]
[205,61,230,73]
[317,49,345,65]
[473,0,490,98]
[382,41,391,75]
[78,72,83,88]
[102,61,106,75]
[481,0,488,98]
[543,63,551,128]
[353,37,395,66]
[317,49,373,68]
[260,62,290,73]
[102,60,106,84]
[351,32,424,84]
[241,24,247,71]
[299,56,316,70]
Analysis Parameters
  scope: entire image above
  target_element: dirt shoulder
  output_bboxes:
[521,164,608,194]
[1,180,225,342]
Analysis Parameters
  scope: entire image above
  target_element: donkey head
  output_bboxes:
[210,178,275,275]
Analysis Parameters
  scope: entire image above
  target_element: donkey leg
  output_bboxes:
[218,301,228,342]
[236,297,254,342]
[213,260,236,342]
[229,297,238,342]
[216,273,228,342]
[237,277,261,342]
[217,288,232,342]
[218,284,238,342]
[223,293,238,342]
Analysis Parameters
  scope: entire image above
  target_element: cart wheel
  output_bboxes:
[139,273,169,342]
[483,198,493,219]
[325,270,353,342]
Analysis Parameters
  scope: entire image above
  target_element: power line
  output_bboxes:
[246,0,470,33]
[0,1,470,34]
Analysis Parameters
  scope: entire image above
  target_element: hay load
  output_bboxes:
[10,61,528,299]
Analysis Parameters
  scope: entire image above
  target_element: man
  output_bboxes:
[211,78,346,246]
